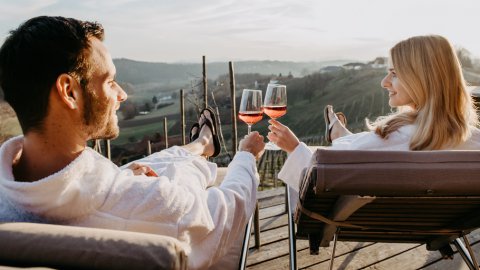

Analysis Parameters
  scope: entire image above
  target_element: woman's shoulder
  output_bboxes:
[332,127,411,151]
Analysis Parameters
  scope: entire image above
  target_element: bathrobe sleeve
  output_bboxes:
[98,151,259,269]
[277,142,313,192]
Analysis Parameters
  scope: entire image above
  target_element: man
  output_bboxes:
[0,16,265,269]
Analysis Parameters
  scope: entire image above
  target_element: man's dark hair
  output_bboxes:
[0,16,104,133]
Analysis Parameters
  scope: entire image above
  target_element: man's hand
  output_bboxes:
[238,131,265,160]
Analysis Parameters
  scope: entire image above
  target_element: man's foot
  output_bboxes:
[189,123,200,142]
[324,105,349,143]
[196,108,221,157]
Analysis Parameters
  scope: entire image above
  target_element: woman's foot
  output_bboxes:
[324,105,350,143]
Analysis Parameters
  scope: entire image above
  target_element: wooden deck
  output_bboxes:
[246,187,480,270]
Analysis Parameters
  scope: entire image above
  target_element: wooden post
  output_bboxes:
[93,140,101,154]
[254,202,261,249]
[104,140,111,160]
[180,89,186,145]
[229,61,237,156]
[164,117,168,149]
[203,55,207,108]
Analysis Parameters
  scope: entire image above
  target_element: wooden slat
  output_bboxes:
[248,241,375,269]
[248,224,288,249]
[302,243,421,270]
[259,204,286,220]
[365,232,480,269]
[246,237,310,266]
[257,187,285,200]
[258,194,286,209]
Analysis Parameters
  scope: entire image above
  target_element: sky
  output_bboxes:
[0,0,479,63]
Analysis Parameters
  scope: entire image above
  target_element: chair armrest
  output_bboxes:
[0,222,187,270]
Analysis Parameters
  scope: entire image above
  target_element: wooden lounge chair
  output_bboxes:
[287,149,480,270]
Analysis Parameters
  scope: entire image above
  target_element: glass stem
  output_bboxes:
[247,125,251,134]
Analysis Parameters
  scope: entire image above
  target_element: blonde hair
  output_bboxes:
[368,35,478,150]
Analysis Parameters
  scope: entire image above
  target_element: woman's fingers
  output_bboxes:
[268,119,286,134]
[268,120,300,153]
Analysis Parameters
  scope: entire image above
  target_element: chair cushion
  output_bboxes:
[0,222,187,270]
[309,149,480,196]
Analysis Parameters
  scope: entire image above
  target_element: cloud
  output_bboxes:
[0,0,58,18]
[0,0,479,62]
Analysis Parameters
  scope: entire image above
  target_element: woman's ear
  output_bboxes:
[55,74,80,109]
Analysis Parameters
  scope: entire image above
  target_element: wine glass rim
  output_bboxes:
[243,88,262,92]
[267,83,286,87]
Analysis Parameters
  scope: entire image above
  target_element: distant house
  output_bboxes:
[320,66,344,73]
[343,62,366,70]
[156,95,173,103]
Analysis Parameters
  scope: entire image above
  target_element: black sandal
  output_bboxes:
[199,107,221,157]
[324,106,347,144]
[189,123,200,142]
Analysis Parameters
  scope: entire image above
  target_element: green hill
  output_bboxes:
[113,58,352,88]
[248,68,390,142]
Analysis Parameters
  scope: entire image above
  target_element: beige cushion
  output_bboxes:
[0,222,187,270]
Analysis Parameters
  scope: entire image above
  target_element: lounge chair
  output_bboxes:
[0,222,187,269]
[287,149,480,270]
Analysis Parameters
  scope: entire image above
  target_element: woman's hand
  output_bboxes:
[127,163,158,177]
[267,119,300,153]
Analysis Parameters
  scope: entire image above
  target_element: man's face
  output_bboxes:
[81,38,127,140]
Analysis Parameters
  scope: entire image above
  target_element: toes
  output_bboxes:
[198,113,205,126]
[327,107,336,122]
[203,110,213,122]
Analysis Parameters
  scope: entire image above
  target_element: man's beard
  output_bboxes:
[82,85,119,140]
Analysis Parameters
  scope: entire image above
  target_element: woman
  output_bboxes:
[268,35,480,191]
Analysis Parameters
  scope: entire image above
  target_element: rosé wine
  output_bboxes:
[238,111,263,125]
[263,105,286,119]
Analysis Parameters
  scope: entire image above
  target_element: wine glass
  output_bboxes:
[263,83,287,150]
[239,89,263,134]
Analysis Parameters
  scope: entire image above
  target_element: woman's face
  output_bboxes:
[381,66,415,108]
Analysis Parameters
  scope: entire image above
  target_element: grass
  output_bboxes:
[114,120,178,145]
[0,102,22,144]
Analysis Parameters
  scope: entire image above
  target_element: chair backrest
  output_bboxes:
[0,222,187,270]
[295,149,480,251]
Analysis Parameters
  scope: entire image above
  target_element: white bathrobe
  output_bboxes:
[0,136,259,270]
[279,125,480,193]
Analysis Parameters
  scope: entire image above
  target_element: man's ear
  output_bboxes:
[55,74,80,109]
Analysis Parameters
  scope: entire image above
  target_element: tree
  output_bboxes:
[120,100,137,120]
[144,102,151,112]
[152,95,158,104]
[457,47,473,69]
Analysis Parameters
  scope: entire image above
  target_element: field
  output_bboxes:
[0,102,21,143]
